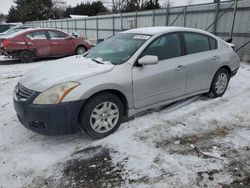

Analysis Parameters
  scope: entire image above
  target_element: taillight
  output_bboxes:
[2,40,12,48]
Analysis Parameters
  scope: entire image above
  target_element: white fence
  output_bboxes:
[26,0,250,61]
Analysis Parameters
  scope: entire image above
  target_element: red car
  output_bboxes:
[0,28,91,63]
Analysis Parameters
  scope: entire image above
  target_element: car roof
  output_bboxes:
[1,28,34,38]
[122,26,214,37]
[28,28,65,32]
[2,28,68,39]
[26,28,69,34]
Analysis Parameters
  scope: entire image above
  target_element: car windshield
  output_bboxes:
[0,25,12,33]
[85,33,151,65]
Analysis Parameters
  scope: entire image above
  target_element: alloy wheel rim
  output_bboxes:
[215,72,228,94]
[24,53,31,61]
[90,101,119,134]
[77,47,85,54]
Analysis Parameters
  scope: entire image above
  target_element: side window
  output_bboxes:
[209,37,217,50]
[48,31,67,39]
[142,33,181,61]
[26,31,47,39]
[183,32,210,55]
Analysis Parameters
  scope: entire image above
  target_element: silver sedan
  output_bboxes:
[14,26,240,138]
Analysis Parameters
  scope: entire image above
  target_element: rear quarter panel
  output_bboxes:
[211,41,240,78]
[4,34,28,51]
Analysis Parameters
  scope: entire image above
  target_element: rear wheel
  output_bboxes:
[19,50,34,63]
[79,93,124,139]
[208,68,230,98]
[76,46,86,55]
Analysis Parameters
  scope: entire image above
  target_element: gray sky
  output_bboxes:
[0,0,88,14]
[0,0,218,15]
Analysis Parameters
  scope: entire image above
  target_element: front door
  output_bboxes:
[132,32,186,109]
[48,30,74,56]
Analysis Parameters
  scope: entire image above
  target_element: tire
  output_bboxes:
[19,50,34,63]
[75,46,86,55]
[208,68,230,98]
[79,93,124,139]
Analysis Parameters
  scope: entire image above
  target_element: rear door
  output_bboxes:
[48,30,74,56]
[182,32,217,94]
[25,31,51,57]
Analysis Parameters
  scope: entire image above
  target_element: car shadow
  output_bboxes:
[123,95,205,123]
[0,59,20,65]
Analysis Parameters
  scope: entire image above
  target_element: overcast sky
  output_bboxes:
[0,0,217,15]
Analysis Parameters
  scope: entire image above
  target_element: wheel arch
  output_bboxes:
[75,45,87,54]
[219,65,232,76]
[18,49,36,57]
[211,64,232,83]
[80,89,129,117]
[207,65,231,97]
[18,49,36,62]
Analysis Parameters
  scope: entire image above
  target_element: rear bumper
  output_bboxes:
[13,93,86,135]
[0,48,12,56]
[0,47,4,55]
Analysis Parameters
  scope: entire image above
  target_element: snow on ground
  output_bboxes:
[0,56,250,188]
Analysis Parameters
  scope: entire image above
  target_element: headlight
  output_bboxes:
[33,82,80,105]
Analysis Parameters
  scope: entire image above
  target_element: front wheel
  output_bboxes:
[208,68,230,98]
[75,46,86,55]
[79,93,124,139]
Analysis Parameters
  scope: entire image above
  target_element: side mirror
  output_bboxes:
[71,32,78,38]
[65,35,73,40]
[138,55,159,66]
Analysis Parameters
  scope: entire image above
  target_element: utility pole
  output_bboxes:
[230,0,238,39]
[213,0,220,35]
[119,0,121,12]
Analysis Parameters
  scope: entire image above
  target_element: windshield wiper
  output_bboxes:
[91,58,104,64]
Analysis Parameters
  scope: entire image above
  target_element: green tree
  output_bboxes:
[143,0,160,10]
[119,0,160,12]
[65,1,108,17]
[7,0,66,23]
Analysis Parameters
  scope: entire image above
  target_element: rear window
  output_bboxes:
[209,37,217,50]
[26,31,47,39]
[183,32,210,55]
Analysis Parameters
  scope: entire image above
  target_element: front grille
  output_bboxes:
[15,83,35,101]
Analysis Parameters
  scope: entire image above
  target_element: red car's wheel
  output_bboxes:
[19,50,35,63]
[76,46,86,55]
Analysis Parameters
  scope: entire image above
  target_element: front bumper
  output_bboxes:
[13,91,86,135]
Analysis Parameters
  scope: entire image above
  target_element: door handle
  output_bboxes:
[213,55,219,60]
[175,65,184,71]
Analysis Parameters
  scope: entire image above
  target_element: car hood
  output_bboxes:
[19,56,115,92]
